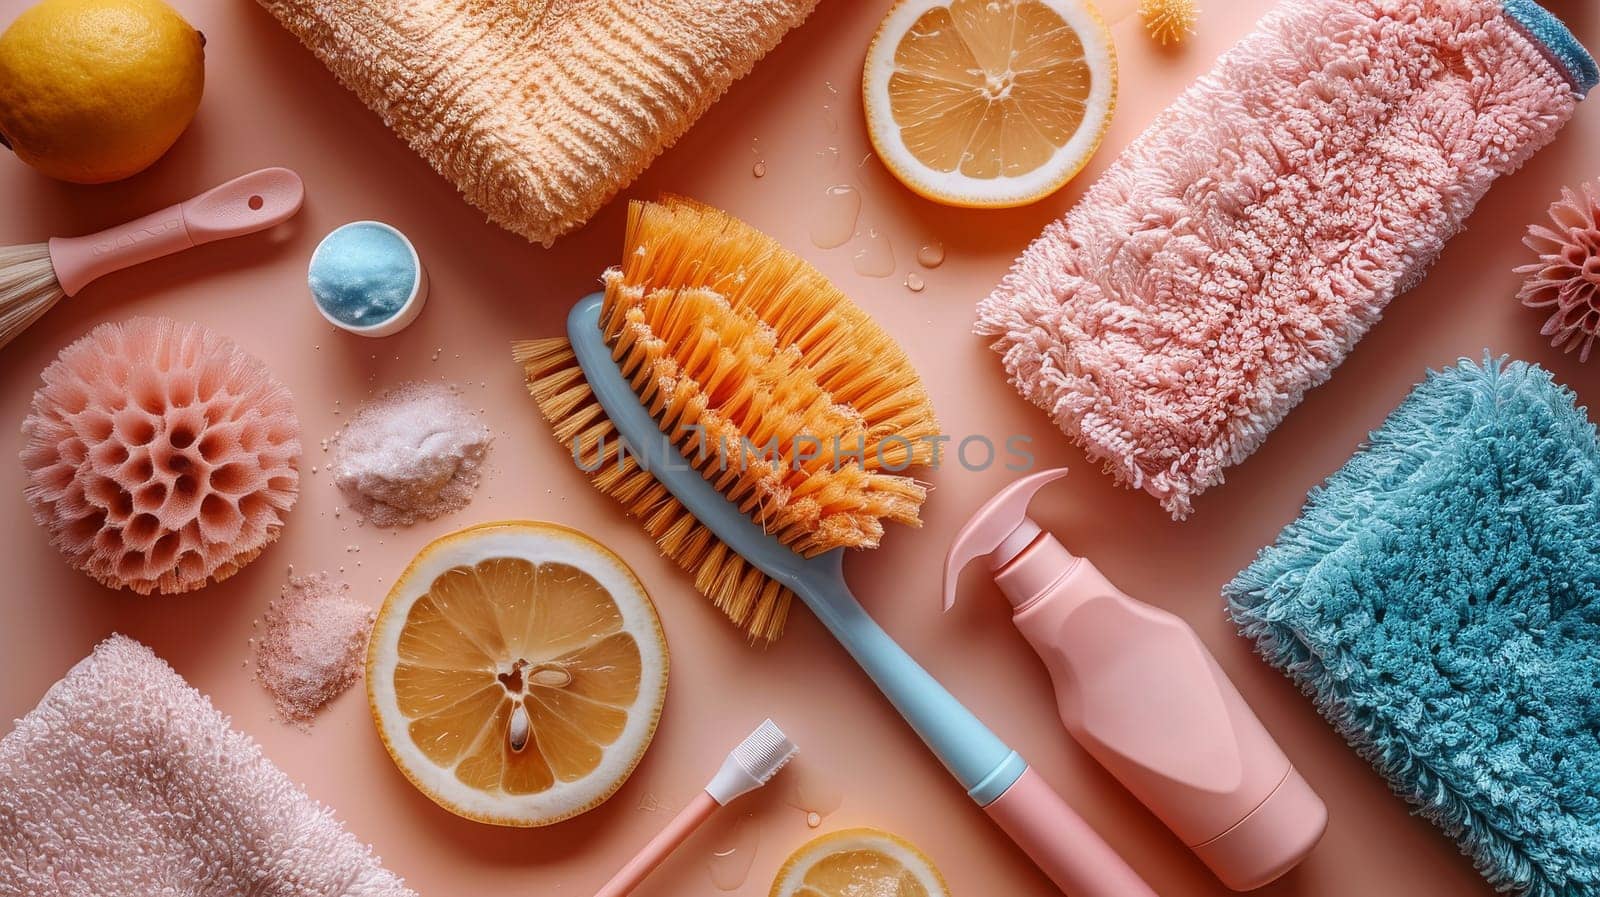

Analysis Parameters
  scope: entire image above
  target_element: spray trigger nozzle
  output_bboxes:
[942,468,1071,611]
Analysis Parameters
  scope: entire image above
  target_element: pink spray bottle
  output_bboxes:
[943,469,1326,891]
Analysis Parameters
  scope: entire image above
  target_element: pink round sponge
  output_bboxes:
[1517,181,1600,362]
[21,317,301,594]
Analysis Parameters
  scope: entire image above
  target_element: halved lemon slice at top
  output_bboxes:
[367,520,667,826]
[864,0,1118,208]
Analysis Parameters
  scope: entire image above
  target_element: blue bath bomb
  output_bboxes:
[309,222,418,328]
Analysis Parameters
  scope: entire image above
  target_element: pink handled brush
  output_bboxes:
[594,720,797,897]
[0,168,305,350]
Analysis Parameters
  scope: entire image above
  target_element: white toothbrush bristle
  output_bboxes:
[732,719,798,783]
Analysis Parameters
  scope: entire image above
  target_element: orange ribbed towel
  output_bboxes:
[259,0,818,245]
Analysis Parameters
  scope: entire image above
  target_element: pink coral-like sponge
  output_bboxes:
[20,317,301,594]
[1516,182,1600,362]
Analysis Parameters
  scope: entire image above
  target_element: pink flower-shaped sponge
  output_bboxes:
[21,318,301,594]
[1517,182,1600,362]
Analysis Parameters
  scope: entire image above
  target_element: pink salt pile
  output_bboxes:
[331,381,491,527]
[256,572,373,728]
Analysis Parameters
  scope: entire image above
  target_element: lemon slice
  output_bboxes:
[863,0,1118,207]
[367,521,668,826]
[771,828,951,897]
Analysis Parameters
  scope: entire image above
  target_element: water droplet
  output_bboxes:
[810,185,861,249]
[752,160,766,178]
[916,241,945,268]
[852,228,895,278]
[905,273,925,292]
[706,815,760,890]
[784,763,844,826]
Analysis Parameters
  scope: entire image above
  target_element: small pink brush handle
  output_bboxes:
[986,769,1159,897]
[593,791,720,897]
[47,168,304,297]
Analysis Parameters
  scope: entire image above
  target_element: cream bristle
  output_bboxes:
[1139,0,1199,46]
[515,196,939,643]
[0,244,64,350]
[516,333,796,643]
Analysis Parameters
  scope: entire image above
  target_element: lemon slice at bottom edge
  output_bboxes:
[771,828,951,897]
[367,520,668,827]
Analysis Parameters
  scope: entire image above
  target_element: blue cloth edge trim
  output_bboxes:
[1505,0,1599,95]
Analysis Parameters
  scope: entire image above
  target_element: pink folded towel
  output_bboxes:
[0,635,413,897]
[977,0,1594,518]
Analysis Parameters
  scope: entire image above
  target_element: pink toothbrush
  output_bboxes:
[0,168,306,349]
[594,720,797,897]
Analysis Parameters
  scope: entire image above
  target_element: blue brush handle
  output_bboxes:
[790,570,1157,897]
[564,293,1158,897]
[564,292,1021,800]
[790,554,1025,801]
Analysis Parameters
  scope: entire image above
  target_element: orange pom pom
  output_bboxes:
[1140,0,1199,45]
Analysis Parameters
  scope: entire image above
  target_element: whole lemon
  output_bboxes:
[0,0,204,184]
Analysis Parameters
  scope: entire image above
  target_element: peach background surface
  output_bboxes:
[1,1,1598,895]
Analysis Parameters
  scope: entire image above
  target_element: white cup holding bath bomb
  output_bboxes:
[308,221,428,337]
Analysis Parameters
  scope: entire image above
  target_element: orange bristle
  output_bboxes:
[515,197,938,642]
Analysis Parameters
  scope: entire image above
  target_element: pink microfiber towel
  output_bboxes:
[258,0,818,246]
[977,0,1596,518]
[0,635,413,897]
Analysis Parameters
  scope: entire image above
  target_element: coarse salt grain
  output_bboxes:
[331,381,492,527]
[256,572,374,728]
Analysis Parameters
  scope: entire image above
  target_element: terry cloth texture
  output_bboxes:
[0,635,414,897]
[258,0,817,246]
[976,0,1595,519]
[1226,357,1600,897]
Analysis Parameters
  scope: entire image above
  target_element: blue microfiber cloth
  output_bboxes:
[1226,356,1600,897]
